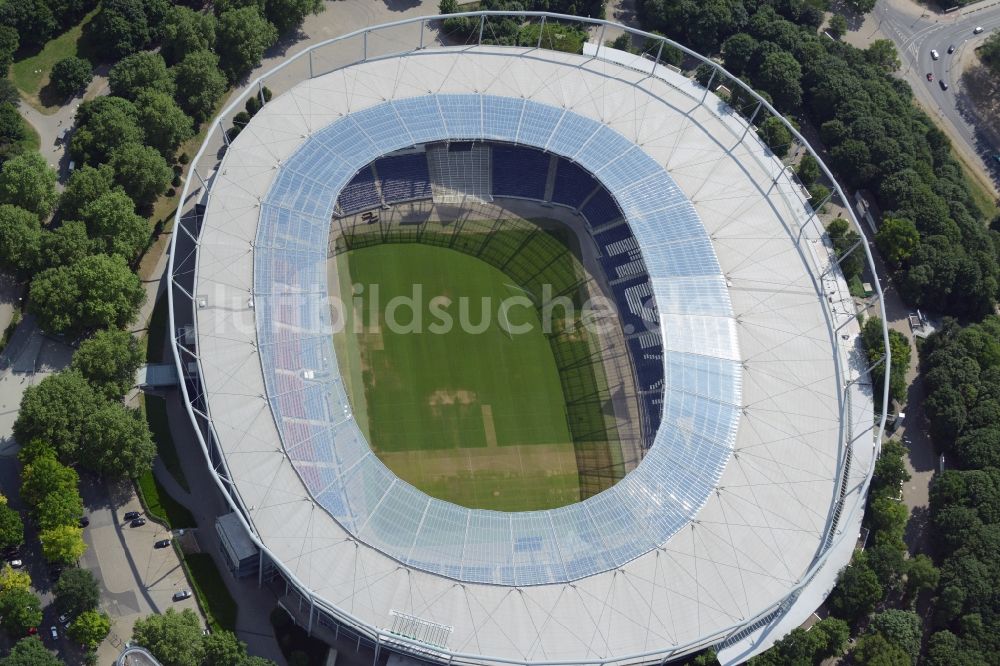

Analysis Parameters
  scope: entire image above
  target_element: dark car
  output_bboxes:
[947,44,956,54]
[172,590,192,601]
[926,72,933,81]
[154,539,171,549]
[130,518,146,528]
[940,80,949,91]
[123,511,140,521]
[78,516,89,528]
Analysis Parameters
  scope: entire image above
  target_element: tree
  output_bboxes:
[38,221,92,271]
[0,26,18,72]
[40,524,87,564]
[869,609,921,662]
[202,630,250,666]
[828,552,883,621]
[91,0,168,59]
[34,486,84,531]
[0,497,23,550]
[876,217,919,267]
[50,56,93,99]
[846,0,877,12]
[981,31,1000,76]
[58,164,118,222]
[81,403,156,478]
[69,97,143,166]
[852,632,910,666]
[0,0,56,48]
[0,204,42,275]
[0,102,28,163]
[28,254,145,334]
[861,317,911,405]
[796,154,820,187]
[136,90,193,159]
[0,566,31,595]
[79,190,149,260]
[109,142,172,209]
[866,39,900,72]
[828,14,848,39]
[0,637,63,666]
[871,439,910,499]
[265,0,322,35]
[0,153,58,219]
[14,371,101,460]
[757,116,792,158]
[171,50,228,123]
[68,610,111,649]
[20,454,79,507]
[109,52,174,100]
[721,33,757,75]
[161,6,216,65]
[216,8,278,82]
[0,636,63,666]
[132,608,206,666]
[0,587,42,636]
[755,50,802,110]
[71,329,144,400]
[827,217,864,280]
[53,567,100,617]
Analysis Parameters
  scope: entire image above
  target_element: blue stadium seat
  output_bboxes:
[551,158,597,208]
[374,154,432,204]
[337,168,380,214]
[581,188,622,227]
[492,145,548,199]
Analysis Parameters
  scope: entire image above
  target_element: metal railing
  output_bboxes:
[168,12,891,665]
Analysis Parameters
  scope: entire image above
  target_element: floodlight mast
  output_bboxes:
[168,13,890,665]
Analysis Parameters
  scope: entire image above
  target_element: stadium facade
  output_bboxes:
[169,13,889,666]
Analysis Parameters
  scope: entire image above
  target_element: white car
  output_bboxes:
[49,626,58,640]
[58,614,70,625]
[974,26,984,34]
[930,49,940,60]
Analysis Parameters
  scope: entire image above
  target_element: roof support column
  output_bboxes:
[739,101,763,143]
[537,16,546,49]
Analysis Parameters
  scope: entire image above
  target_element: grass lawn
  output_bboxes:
[135,469,195,529]
[334,242,580,511]
[143,394,190,491]
[181,552,237,633]
[9,8,99,113]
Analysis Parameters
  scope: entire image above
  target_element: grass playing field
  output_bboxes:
[333,242,583,511]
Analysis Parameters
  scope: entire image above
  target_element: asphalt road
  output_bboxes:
[876,0,1000,194]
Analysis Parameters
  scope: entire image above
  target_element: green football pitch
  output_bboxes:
[332,242,583,511]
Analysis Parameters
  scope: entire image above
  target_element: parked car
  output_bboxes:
[78,516,89,528]
[974,26,984,34]
[154,539,171,549]
[58,614,70,626]
[930,48,940,60]
[926,72,933,81]
[123,511,141,521]
[27,627,37,636]
[172,590,192,601]
[49,626,57,640]
[940,80,949,90]
[947,44,956,54]
[130,518,147,528]
[8,559,22,568]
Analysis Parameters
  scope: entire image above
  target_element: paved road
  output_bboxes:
[875,0,1000,195]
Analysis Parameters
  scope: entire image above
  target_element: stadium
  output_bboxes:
[169,13,889,666]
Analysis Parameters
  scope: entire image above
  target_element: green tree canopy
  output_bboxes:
[81,403,156,479]
[171,50,228,122]
[14,370,101,460]
[40,524,87,564]
[828,14,848,39]
[216,7,278,82]
[58,164,118,222]
[0,102,29,163]
[0,587,43,636]
[0,636,63,665]
[50,56,93,100]
[265,0,322,35]
[755,50,802,110]
[109,51,174,100]
[0,497,23,550]
[0,567,31,595]
[828,552,883,622]
[20,454,79,507]
[79,189,149,260]
[876,217,919,267]
[109,142,172,208]
[0,153,58,219]
[54,567,100,617]
[38,221,92,271]
[136,90,193,158]
[0,26,18,72]
[756,116,792,158]
[28,254,145,334]
[68,610,111,649]
[866,39,900,72]
[869,609,921,662]
[70,97,143,166]
[852,631,910,666]
[861,317,911,405]
[71,329,144,400]
[202,630,250,666]
[132,608,206,666]
[161,6,216,65]
[33,485,84,531]
[0,204,42,275]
